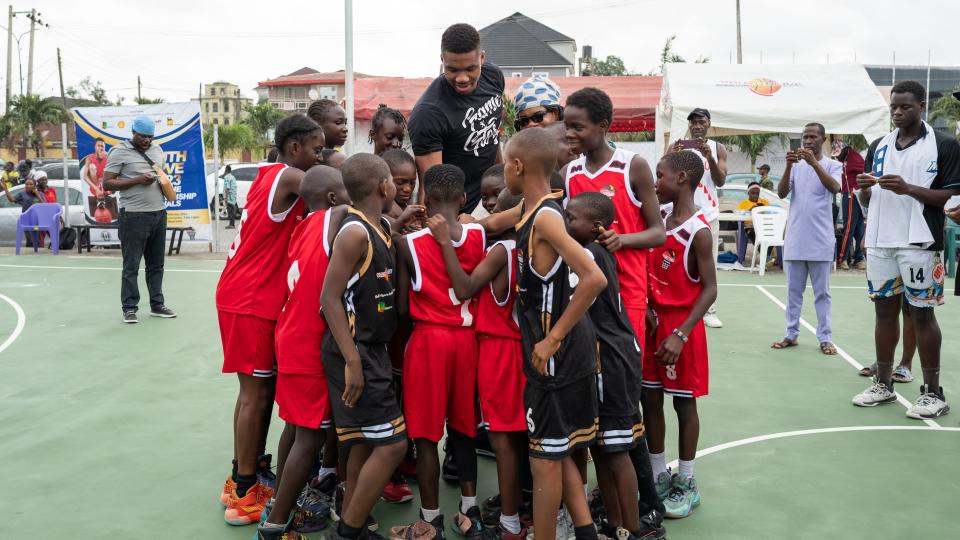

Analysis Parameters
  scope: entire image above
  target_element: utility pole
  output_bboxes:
[344,0,355,155]
[25,8,33,95]
[137,75,142,102]
[56,47,65,109]
[735,0,742,64]
[5,5,12,113]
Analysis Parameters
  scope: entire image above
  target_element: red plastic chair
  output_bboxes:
[15,203,63,255]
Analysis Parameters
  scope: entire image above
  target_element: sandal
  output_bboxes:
[892,365,914,383]
[859,363,877,377]
[819,342,838,355]
[771,338,798,349]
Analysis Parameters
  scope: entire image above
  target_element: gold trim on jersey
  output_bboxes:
[348,207,392,247]
[514,190,564,231]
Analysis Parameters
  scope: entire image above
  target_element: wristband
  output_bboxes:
[672,328,688,343]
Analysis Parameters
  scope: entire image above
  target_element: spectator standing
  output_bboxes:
[102,115,176,324]
[223,165,239,229]
[512,76,563,131]
[772,122,841,355]
[758,164,774,190]
[837,145,867,269]
[3,161,19,188]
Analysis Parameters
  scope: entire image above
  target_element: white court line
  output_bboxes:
[755,285,941,429]
[0,263,221,274]
[0,293,26,354]
[667,425,960,468]
[719,283,865,290]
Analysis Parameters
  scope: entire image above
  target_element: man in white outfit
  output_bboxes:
[669,108,728,328]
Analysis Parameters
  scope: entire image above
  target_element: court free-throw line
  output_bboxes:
[0,293,26,354]
[755,285,941,429]
[667,425,959,468]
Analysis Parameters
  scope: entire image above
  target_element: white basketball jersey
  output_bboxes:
[688,140,719,222]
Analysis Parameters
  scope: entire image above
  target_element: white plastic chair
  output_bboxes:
[750,206,787,276]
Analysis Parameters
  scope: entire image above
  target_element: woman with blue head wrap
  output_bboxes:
[513,76,563,131]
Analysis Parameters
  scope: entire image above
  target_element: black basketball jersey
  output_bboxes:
[585,242,642,414]
[516,192,597,389]
[336,209,397,344]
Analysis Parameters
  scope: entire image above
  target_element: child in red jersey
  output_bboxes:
[643,151,717,520]
[216,114,325,526]
[257,166,349,539]
[390,164,488,539]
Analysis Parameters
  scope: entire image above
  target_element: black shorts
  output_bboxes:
[595,412,644,454]
[525,374,598,460]
[321,335,406,448]
[597,348,642,419]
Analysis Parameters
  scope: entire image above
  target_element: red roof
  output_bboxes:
[257,68,376,87]
[354,75,663,132]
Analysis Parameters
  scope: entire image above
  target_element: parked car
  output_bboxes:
[39,161,82,180]
[716,184,789,231]
[724,172,781,187]
[205,162,263,219]
[0,180,87,245]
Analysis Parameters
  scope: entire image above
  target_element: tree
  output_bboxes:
[134,96,165,105]
[2,95,67,156]
[715,133,787,172]
[654,35,710,75]
[65,77,117,106]
[931,86,960,134]
[204,123,257,160]
[591,55,629,76]
[242,102,285,143]
[501,93,517,140]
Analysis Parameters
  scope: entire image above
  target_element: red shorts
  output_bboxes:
[624,303,647,350]
[641,308,708,398]
[219,311,277,378]
[477,335,526,432]
[403,325,478,442]
[276,372,332,429]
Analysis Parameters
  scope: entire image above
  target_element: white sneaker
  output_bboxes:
[852,380,897,407]
[526,505,575,540]
[703,311,723,328]
[906,386,950,419]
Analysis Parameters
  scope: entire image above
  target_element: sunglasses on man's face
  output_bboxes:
[515,110,549,130]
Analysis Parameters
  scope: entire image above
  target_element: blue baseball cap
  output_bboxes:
[132,115,155,136]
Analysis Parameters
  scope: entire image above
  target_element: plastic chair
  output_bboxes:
[945,219,960,278]
[15,203,63,255]
[750,206,787,276]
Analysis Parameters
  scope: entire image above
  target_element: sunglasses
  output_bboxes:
[514,110,549,130]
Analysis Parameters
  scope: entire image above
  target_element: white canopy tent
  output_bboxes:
[655,63,890,158]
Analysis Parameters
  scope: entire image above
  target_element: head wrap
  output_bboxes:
[514,76,561,114]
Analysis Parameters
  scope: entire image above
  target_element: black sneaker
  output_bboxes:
[122,310,138,324]
[150,305,177,318]
[256,524,307,539]
[480,522,526,540]
[453,506,485,539]
[442,450,459,483]
[634,509,666,540]
[257,454,277,490]
[482,493,501,512]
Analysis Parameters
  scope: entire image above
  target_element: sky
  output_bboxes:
[14,0,960,104]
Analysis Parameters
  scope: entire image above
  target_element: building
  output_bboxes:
[865,64,960,131]
[479,12,577,79]
[195,81,252,127]
[255,68,375,113]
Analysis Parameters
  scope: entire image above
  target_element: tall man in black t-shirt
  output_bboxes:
[409,23,504,214]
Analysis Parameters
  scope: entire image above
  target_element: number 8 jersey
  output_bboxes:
[405,223,486,327]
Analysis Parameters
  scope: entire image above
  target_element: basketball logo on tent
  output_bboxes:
[749,77,782,96]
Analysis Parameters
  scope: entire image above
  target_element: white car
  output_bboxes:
[0,180,87,245]
[205,162,263,219]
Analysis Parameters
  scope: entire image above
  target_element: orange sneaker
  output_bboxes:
[225,482,271,526]
[220,476,236,508]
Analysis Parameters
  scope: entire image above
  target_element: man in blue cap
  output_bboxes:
[102,115,176,323]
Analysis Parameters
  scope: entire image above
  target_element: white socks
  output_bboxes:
[318,467,336,480]
[500,513,521,534]
[649,452,667,477]
[460,495,477,513]
[679,459,695,478]
[422,507,440,522]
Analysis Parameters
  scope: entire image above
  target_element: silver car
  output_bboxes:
[0,180,87,246]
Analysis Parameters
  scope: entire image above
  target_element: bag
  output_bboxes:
[59,227,77,250]
[133,145,176,202]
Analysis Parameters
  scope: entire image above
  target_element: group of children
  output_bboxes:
[214,87,717,540]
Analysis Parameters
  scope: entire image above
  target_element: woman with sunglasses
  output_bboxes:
[513,76,563,131]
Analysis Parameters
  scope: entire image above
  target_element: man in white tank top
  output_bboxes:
[668,108,728,328]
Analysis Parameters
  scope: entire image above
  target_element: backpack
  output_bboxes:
[59,227,77,250]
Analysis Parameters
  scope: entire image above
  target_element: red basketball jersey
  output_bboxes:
[216,163,305,320]
[475,240,520,339]
[565,147,648,309]
[275,210,333,375]
[406,223,486,327]
[648,210,711,309]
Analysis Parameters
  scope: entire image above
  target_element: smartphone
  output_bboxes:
[681,139,699,149]
[789,139,801,151]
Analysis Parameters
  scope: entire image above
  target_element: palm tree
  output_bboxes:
[655,35,710,75]
[2,95,66,156]
[204,123,257,160]
[930,86,960,135]
[716,133,787,172]
[242,102,285,157]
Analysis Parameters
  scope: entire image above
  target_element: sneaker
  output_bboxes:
[852,380,897,407]
[526,506,574,540]
[259,498,275,525]
[475,430,495,458]
[481,523,526,540]
[149,305,177,318]
[588,486,605,521]
[331,524,386,540]
[702,311,723,329]
[453,506,485,538]
[225,482,272,526]
[482,494,501,512]
[839,260,850,270]
[654,471,673,501]
[854,260,867,270]
[257,454,277,491]
[663,476,699,519]
[122,310,138,324]
[332,482,346,522]
[906,386,950,419]
[382,472,414,503]
[254,524,308,540]
[221,475,237,507]
[892,365,914,383]
[291,485,332,533]
[634,509,666,539]
[390,513,445,540]
[482,503,532,528]
[442,450,459,483]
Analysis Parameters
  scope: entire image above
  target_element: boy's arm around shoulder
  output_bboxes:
[427,214,506,300]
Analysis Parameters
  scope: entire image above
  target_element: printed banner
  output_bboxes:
[71,102,210,241]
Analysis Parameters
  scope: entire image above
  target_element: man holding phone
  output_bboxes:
[851,81,960,419]
[669,108,728,328]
